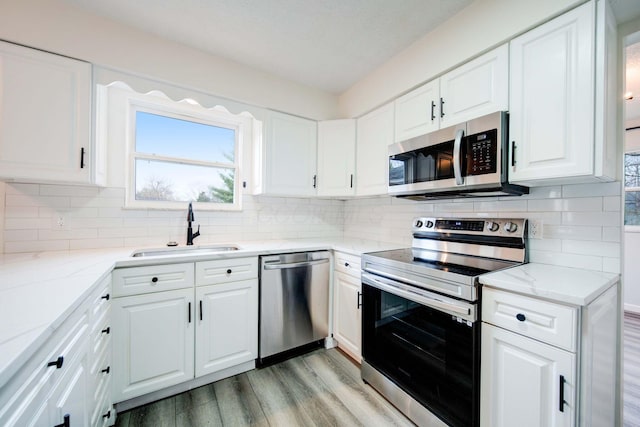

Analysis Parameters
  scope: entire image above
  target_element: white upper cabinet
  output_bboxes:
[439,44,509,128]
[393,44,508,142]
[509,0,616,185]
[0,41,93,184]
[261,111,318,196]
[317,119,356,197]
[394,80,440,141]
[356,103,394,196]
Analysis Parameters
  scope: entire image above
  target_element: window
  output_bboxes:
[127,99,245,210]
[625,152,640,225]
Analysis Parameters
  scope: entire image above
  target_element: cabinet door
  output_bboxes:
[394,80,439,142]
[195,280,258,377]
[509,2,595,184]
[440,44,508,128]
[356,103,393,196]
[111,288,194,402]
[481,324,576,427]
[49,345,90,427]
[264,111,317,196]
[333,272,361,362]
[317,119,356,197]
[0,41,91,184]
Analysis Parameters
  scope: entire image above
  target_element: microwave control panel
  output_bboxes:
[466,130,497,176]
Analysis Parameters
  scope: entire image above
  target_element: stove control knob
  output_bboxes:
[425,220,434,228]
[504,222,518,233]
[487,221,499,232]
[414,220,424,228]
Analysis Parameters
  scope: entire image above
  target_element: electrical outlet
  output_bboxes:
[57,216,65,228]
[529,219,543,239]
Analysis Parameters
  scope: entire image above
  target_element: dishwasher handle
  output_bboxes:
[263,258,329,270]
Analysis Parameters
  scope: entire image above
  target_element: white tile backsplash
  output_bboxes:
[1,182,623,274]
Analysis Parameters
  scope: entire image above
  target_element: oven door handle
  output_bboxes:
[362,272,472,317]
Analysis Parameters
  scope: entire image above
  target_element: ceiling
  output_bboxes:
[63,0,473,94]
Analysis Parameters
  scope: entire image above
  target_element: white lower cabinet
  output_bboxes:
[195,280,258,377]
[481,324,576,427]
[111,288,195,403]
[480,284,619,427]
[332,252,362,362]
[112,258,258,406]
[0,276,111,427]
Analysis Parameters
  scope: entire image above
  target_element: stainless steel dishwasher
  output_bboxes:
[259,251,330,364]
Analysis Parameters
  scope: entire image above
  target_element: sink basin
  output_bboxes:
[131,245,239,257]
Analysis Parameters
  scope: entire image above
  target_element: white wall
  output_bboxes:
[0,0,339,120]
[338,0,583,117]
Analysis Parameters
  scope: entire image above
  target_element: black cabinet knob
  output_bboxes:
[516,313,526,322]
[101,366,110,374]
[47,356,64,369]
[226,269,232,274]
[101,327,110,335]
[345,262,349,267]
[101,294,110,301]
[103,410,111,419]
[151,277,158,283]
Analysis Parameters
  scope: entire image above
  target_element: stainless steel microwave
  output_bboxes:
[388,111,528,199]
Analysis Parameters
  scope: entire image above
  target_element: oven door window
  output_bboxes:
[362,283,479,427]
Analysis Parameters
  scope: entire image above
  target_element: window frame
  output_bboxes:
[624,150,640,231]
[125,95,244,211]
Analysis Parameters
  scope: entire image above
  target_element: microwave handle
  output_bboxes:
[453,128,464,186]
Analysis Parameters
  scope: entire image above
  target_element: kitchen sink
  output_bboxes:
[131,245,240,257]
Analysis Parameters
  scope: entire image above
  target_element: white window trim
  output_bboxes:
[124,92,245,211]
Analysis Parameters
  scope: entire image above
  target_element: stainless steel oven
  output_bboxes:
[361,217,527,427]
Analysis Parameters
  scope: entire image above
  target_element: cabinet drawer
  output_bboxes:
[334,252,361,278]
[90,305,111,359]
[89,275,111,322]
[482,287,578,351]
[112,263,194,297]
[196,257,258,285]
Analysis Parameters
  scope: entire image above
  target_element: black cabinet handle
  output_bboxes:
[350,174,353,188]
[200,300,203,321]
[226,269,232,274]
[431,100,436,121]
[101,366,110,374]
[516,313,526,322]
[101,327,110,335]
[101,294,110,301]
[440,97,445,118]
[54,414,70,427]
[47,356,64,369]
[357,292,362,309]
[511,141,516,167]
[102,410,111,419]
[345,262,349,267]
[151,277,158,283]
[188,302,192,323]
[559,375,566,412]
[80,147,85,169]
[313,175,317,189]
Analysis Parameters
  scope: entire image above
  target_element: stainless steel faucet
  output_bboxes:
[186,202,200,245]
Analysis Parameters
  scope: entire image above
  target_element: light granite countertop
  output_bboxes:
[0,238,402,388]
[479,263,620,306]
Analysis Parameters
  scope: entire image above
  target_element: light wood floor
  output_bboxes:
[114,348,414,427]
[625,312,640,427]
